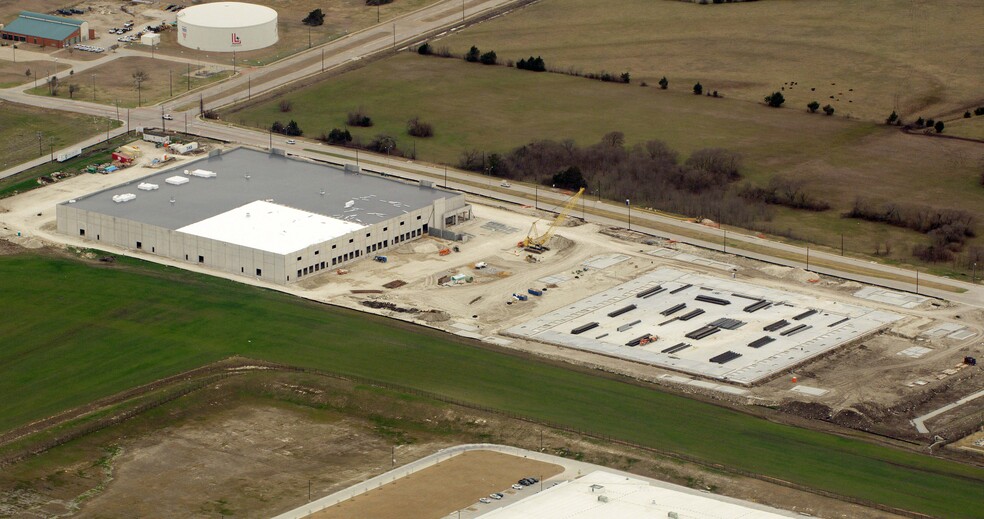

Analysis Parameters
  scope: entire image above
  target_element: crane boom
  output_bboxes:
[521,187,585,250]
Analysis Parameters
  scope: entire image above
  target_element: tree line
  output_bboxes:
[457,133,771,227]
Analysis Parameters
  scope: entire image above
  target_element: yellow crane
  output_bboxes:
[519,187,585,251]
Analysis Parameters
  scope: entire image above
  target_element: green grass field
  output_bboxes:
[0,101,119,171]
[0,252,981,517]
[0,134,133,199]
[223,53,984,273]
[443,0,984,124]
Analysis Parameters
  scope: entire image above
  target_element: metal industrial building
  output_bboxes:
[175,2,278,52]
[57,148,471,284]
[0,11,92,48]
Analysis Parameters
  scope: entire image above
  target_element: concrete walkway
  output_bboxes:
[911,388,984,434]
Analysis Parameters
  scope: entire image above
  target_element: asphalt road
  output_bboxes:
[0,0,981,308]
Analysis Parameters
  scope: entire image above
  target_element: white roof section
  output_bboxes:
[177,200,365,255]
[177,2,277,28]
[481,470,795,519]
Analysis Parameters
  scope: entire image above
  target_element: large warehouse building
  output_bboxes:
[1,11,92,48]
[175,2,278,52]
[57,148,471,284]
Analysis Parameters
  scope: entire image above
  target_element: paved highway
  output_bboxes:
[0,0,981,308]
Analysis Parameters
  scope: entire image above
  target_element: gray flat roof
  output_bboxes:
[64,148,455,230]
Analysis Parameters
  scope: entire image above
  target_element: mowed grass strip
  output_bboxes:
[0,101,119,171]
[0,254,981,517]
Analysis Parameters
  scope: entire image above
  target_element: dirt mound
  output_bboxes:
[550,234,575,253]
[360,300,420,314]
[760,264,818,283]
[831,408,874,430]
[0,239,22,256]
[779,401,832,420]
[417,310,451,322]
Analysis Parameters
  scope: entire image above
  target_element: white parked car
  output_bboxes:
[490,493,503,500]
[511,484,524,490]
[500,181,511,188]
[479,497,492,504]
[286,139,297,145]
[162,114,174,120]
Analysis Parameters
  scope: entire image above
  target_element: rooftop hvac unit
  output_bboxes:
[137,182,159,191]
[190,168,217,178]
[597,495,609,503]
[345,200,355,208]
[165,176,190,186]
[112,193,136,203]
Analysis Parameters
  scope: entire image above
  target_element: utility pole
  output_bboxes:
[626,199,631,231]
[444,165,447,188]
[184,112,188,133]
[161,105,166,132]
[462,0,465,21]
[308,480,311,501]
[91,74,95,101]
[806,245,810,270]
[723,229,727,253]
[115,99,119,121]
[392,23,396,50]
[126,108,130,135]
[377,4,380,23]
[37,131,42,157]
[269,129,272,149]
[974,262,977,284]
[187,62,190,91]
[840,233,844,256]
[534,183,538,210]
[248,76,251,99]
[308,26,311,48]
[321,48,324,72]
[915,269,920,294]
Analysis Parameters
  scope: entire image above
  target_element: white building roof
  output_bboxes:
[177,200,365,255]
[481,471,796,519]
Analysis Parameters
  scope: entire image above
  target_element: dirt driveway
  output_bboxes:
[309,450,563,519]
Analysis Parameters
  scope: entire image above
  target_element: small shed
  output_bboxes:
[140,32,160,46]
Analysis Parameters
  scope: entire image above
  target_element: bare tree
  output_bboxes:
[132,70,150,107]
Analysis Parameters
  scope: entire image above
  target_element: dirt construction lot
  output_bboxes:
[310,451,563,519]
[75,405,452,518]
[0,143,981,443]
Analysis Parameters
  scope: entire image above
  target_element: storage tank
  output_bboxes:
[176,2,278,52]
